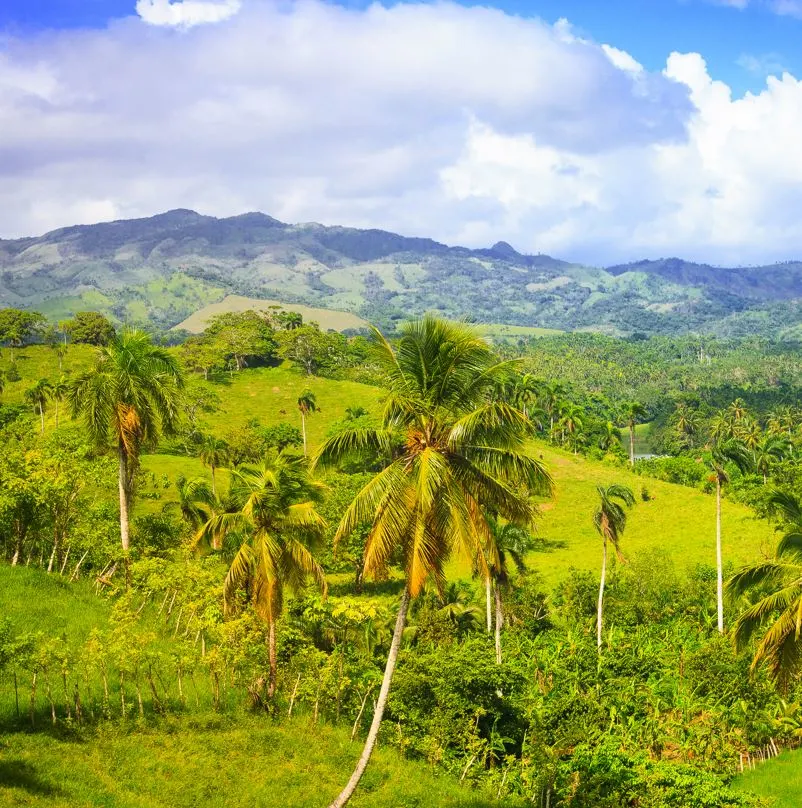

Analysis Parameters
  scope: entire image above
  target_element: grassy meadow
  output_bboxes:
[732,750,802,807]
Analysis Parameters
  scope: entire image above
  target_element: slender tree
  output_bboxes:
[621,401,647,466]
[196,452,327,703]
[24,379,52,434]
[68,329,184,554]
[297,390,318,457]
[198,434,229,497]
[50,376,68,429]
[709,440,753,633]
[315,315,552,808]
[729,490,802,691]
[594,484,635,649]
[753,435,786,485]
[164,475,214,531]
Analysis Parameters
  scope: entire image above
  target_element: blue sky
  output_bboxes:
[2,0,802,264]
[1,0,799,93]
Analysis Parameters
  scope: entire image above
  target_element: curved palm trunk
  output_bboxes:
[716,477,724,633]
[211,465,217,499]
[597,535,607,649]
[628,424,635,466]
[301,412,308,457]
[485,576,492,634]
[267,618,278,700]
[328,587,410,808]
[39,404,45,434]
[494,583,503,665]
[118,448,131,553]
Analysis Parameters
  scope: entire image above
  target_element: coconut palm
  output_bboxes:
[197,452,327,703]
[67,329,184,553]
[198,434,229,497]
[315,315,552,808]
[728,490,802,691]
[736,418,763,452]
[594,484,635,649]
[621,401,647,466]
[753,435,786,485]
[709,440,753,633]
[598,420,622,453]
[25,379,52,434]
[767,406,796,440]
[297,390,318,457]
[50,375,69,429]
[164,475,214,531]
[0,370,5,399]
[709,412,735,444]
[556,403,584,451]
[670,402,700,450]
[728,398,750,424]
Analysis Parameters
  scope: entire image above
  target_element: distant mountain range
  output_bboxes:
[3,209,802,338]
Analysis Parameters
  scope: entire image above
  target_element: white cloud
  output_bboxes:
[135,0,241,27]
[1,0,802,265]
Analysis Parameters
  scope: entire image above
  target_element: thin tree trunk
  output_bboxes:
[716,477,724,633]
[485,576,492,634]
[267,619,278,700]
[327,588,410,808]
[55,399,59,429]
[597,536,607,649]
[211,465,217,498]
[494,583,503,665]
[629,425,635,466]
[118,448,131,552]
[39,404,45,434]
[301,412,307,457]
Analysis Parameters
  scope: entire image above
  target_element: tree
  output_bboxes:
[708,440,753,633]
[669,402,700,451]
[24,379,52,434]
[729,490,802,691]
[594,484,635,649]
[621,402,647,466]
[50,376,68,429]
[179,335,223,380]
[277,324,343,376]
[753,435,785,484]
[204,311,276,371]
[315,315,552,808]
[68,329,184,554]
[297,390,318,457]
[0,309,45,360]
[61,311,116,346]
[164,475,214,531]
[198,435,229,497]
[196,452,327,703]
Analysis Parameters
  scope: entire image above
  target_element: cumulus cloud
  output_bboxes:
[0,0,800,264]
[136,0,242,27]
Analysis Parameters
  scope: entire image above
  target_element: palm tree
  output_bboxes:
[728,491,802,691]
[68,329,184,553]
[297,390,318,457]
[164,475,214,531]
[598,420,621,453]
[198,434,229,497]
[670,402,700,450]
[709,412,735,444]
[736,418,762,452]
[345,406,368,421]
[25,379,52,434]
[0,370,6,400]
[196,452,327,703]
[621,401,647,466]
[709,440,753,633]
[50,341,67,372]
[487,519,536,664]
[728,398,750,424]
[557,404,584,453]
[594,484,635,649]
[50,376,68,429]
[315,316,552,808]
[753,435,786,484]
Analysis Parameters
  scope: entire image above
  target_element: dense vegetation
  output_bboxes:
[0,305,801,806]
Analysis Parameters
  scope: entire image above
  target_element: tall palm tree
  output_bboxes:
[670,402,700,450]
[68,329,184,553]
[728,398,750,424]
[621,401,647,466]
[709,440,753,633]
[164,475,214,531]
[557,404,584,453]
[736,418,762,452]
[0,370,5,400]
[25,379,52,434]
[709,412,735,445]
[753,435,786,485]
[594,484,635,649]
[598,420,622,453]
[315,315,552,808]
[297,390,318,457]
[728,491,802,691]
[196,452,327,702]
[198,434,229,497]
[50,376,69,429]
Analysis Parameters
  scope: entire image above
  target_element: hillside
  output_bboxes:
[4,210,802,336]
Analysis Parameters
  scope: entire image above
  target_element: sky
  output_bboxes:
[1,0,802,265]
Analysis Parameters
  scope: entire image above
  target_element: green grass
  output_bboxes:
[476,323,563,339]
[733,749,802,807]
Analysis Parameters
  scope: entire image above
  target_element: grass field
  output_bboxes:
[175,295,369,333]
[477,323,563,340]
[732,749,802,807]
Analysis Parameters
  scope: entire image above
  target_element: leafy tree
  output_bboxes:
[197,453,327,704]
[68,329,184,554]
[24,379,52,434]
[198,434,229,497]
[179,335,223,380]
[594,484,635,649]
[277,324,343,376]
[0,308,45,359]
[621,402,647,466]
[62,311,116,346]
[315,315,552,808]
[729,490,802,691]
[708,440,753,633]
[204,311,276,371]
[297,390,318,457]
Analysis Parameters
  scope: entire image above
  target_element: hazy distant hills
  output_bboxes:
[2,209,802,337]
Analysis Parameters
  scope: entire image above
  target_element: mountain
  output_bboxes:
[3,209,802,337]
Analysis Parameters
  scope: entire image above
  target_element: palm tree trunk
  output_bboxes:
[267,618,277,700]
[301,412,308,457]
[597,536,607,649]
[494,583,503,665]
[118,449,131,552]
[328,587,410,808]
[211,465,217,499]
[629,425,635,466]
[485,576,492,634]
[55,400,59,429]
[716,477,724,634]
[39,404,45,434]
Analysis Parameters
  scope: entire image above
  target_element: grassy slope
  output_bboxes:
[732,749,802,808]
